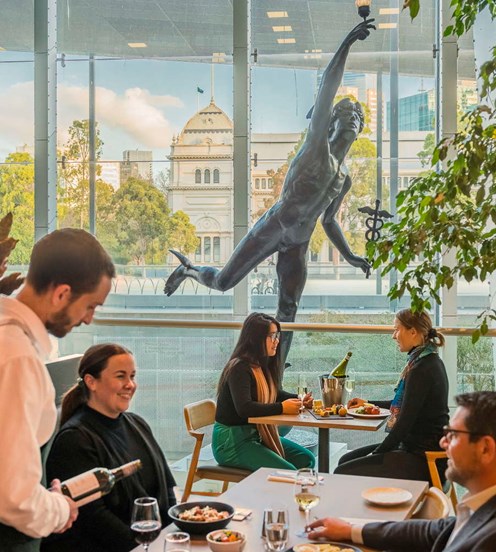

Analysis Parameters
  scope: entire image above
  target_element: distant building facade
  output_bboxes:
[121,149,153,183]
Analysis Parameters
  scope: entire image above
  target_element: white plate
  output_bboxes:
[361,487,413,506]
[348,407,390,419]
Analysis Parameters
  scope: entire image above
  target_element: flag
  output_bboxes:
[197,86,204,94]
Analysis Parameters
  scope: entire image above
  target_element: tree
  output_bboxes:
[0,152,35,264]
[106,177,197,265]
[58,119,105,230]
[168,210,200,255]
[371,1,496,341]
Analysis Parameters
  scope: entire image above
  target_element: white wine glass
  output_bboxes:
[294,468,320,537]
[131,497,162,551]
[345,369,356,394]
[297,373,308,416]
[263,507,289,551]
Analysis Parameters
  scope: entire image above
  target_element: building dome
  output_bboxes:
[178,99,233,145]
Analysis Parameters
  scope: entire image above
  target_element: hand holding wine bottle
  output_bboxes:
[49,478,79,533]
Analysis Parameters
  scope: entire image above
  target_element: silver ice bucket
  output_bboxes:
[319,375,346,407]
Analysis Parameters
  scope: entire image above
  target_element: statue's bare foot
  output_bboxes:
[164,265,187,296]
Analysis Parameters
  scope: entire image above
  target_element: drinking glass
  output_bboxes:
[263,507,289,551]
[294,468,320,537]
[345,369,356,393]
[297,374,308,416]
[131,497,162,551]
[164,531,191,551]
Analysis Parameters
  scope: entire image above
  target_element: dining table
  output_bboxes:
[135,467,429,552]
[248,410,387,473]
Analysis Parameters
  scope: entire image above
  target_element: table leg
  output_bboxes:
[318,428,330,473]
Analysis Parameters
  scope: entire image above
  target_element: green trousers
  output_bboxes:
[212,423,315,471]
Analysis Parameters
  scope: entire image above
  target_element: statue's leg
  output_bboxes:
[275,244,309,365]
[164,221,281,296]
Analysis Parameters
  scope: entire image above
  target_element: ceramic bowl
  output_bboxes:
[167,501,234,535]
[206,529,246,552]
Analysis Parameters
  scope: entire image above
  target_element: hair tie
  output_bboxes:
[427,328,438,339]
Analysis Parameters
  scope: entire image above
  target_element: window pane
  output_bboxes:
[204,236,211,261]
[213,236,220,262]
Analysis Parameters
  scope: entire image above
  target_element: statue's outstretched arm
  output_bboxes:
[307,19,375,143]
[321,175,371,275]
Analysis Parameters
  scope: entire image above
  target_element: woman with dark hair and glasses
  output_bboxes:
[212,312,315,471]
[42,344,176,552]
[334,309,449,482]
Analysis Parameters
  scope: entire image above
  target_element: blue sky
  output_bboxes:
[0,50,433,164]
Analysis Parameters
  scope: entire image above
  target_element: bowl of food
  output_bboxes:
[168,501,234,535]
[206,529,246,552]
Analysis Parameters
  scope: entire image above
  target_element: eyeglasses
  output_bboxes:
[442,425,487,442]
[268,331,281,342]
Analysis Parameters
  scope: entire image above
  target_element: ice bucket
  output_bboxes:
[319,375,346,407]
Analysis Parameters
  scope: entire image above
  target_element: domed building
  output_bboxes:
[167,99,234,265]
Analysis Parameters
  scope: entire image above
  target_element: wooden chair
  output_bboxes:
[412,486,451,519]
[425,451,458,510]
[181,399,251,502]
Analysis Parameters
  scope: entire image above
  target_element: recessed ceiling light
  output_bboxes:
[267,11,288,18]
[378,23,397,29]
[212,52,226,63]
[277,38,296,44]
[128,42,147,48]
[379,8,400,14]
[272,25,293,32]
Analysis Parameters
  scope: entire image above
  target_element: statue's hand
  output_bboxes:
[348,255,372,276]
[345,18,376,44]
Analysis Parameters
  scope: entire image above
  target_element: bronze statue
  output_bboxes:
[165,20,375,361]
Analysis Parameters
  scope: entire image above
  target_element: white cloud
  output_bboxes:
[0,81,183,159]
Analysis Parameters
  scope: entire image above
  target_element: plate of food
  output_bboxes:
[348,403,390,418]
[361,487,413,506]
[291,543,363,552]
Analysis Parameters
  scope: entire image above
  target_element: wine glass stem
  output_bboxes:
[305,508,310,530]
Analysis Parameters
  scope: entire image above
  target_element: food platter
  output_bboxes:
[361,487,413,506]
[308,410,354,421]
[292,543,363,552]
[347,407,390,419]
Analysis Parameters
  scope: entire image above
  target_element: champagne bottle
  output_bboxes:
[330,351,352,378]
[60,459,142,506]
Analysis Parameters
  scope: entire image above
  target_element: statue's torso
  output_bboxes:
[259,142,347,247]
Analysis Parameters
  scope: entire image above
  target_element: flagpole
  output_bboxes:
[211,63,215,101]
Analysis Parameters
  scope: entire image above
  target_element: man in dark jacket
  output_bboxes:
[308,391,496,552]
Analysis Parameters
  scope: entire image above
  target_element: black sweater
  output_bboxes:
[216,359,296,425]
[42,406,176,552]
[373,352,449,454]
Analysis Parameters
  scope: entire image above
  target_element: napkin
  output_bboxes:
[267,475,296,483]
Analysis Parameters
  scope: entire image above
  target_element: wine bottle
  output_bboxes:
[60,459,142,506]
[330,351,352,378]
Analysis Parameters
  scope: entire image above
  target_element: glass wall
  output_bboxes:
[0,0,494,478]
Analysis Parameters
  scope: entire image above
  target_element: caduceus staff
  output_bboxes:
[358,199,393,277]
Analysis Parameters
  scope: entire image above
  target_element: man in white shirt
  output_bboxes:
[0,228,115,551]
[308,391,496,552]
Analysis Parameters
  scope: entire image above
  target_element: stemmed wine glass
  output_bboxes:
[297,373,308,416]
[263,506,289,551]
[345,369,356,394]
[294,468,320,537]
[131,497,162,551]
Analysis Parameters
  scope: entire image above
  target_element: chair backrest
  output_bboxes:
[425,450,458,509]
[413,486,451,519]
[184,399,216,433]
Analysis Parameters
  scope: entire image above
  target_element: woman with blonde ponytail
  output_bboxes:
[42,344,176,552]
[335,309,449,483]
